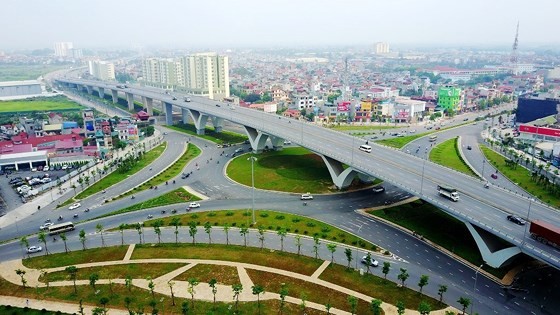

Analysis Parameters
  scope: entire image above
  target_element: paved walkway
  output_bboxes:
[0,244,459,314]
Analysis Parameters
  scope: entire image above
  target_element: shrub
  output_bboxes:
[243,212,250,217]
[225,211,234,216]
[303,231,308,235]
[286,228,291,232]
[292,218,301,223]
[321,233,328,239]
[260,213,269,218]
[275,215,285,220]
[232,223,237,227]
[321,227,331,233]
[275,226,281,230]
[190,214,199,219]
[294,229,299,233]
[332,236,337,241]
[207,212,217,217]
[371,245,378,251]
[306,222,316,227]
[338,233,346,238]
[384,250,390,255]
[341,239,346,243]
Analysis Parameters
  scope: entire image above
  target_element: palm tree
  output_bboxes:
[209,279,218,310]
[170,217,181,245]
[187,278,199,311]
[20,236,30,259]
[135,223,142,244]
[223,223,231,245]
[418,274,429,293]
[313,235,321,259]
[240,226,249,246]
[295,234,302,255]
[118,224,126,246]
[168,280,176,306]
[96,223,105,247]
[382,262,391,279]
[153,220,163,244]
[457,297,471,315]
[277,228,287,251]
[15,269,27,288]
[326,243,337,265]
[89,273,99,291]
[79,229,87,250]
[252,284,265,314]
[65,266,78,293]
[204,221,212,244]
[60,233,69,253]
[257,225,265,249]
[438,284,448,304]
[232,283,243,313]
[38,231,49,255]
[344,248,352,270]
[398,268,409,287]
[279,283,288,315]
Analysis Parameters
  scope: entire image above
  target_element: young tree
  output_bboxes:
[344,248,353,270]
[397,268,409,288]
[124,296,132,313]
[204,221,213,244]
[313,235,321,259]
[418,300,431,314]
[96,223,105,247]
[300,292,308,314]
[188,221,198,244]
[223,223,231,245]
[232,283,243,313]
[257,225,265,249]
[277,228,287,251]
[295,234,302,255]
[40,269,49,289]
[148,299,158,314]
[79,229,87,250]
[418,274,429,293]
[20,236,30,259]
[252,284,265,314]
[396,301,406,315]
[457,297,471,315]
[118,223,126,246]
[382,262,391,279]
[170,217,181,245]
[38,231,49,255]
[209,278,218,310]
[124,275,133,292]
[78,299,85,315]
[168,280,176,306]
[188,278,199,311]
[240,226,249,246]
[135,223,143,244]
[325,303,332,314]
[364,252,372,274]
[15,269,27,288]
[181,301,189,315]
[279,283,288,315]
[89,273,100,291]
[153,220,163,244]
[370,298,382,315]
[60,232,69,253]
[438,284,448,304]
[147,276,155,299]
[326,243,337,265]
[65,266,78,293]
[348,295,358,315]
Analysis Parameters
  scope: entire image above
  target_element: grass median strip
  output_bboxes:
[23,247,129,269]
[429,137,477,177]
[41,263,185,282]
[0,95,82,113]
[166,123,248,144]
[173,264,240,285]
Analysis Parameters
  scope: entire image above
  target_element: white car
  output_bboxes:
[361,255,379,267]
[43,166,50,171]
[301,194,313,200]
[61,165,68,170]
[189,202,201,208]
[27,246,43,253]
[69,203,81,210]
[40,222,53,230]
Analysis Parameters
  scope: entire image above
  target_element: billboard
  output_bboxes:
[519,125,560,137]
[85,121,95,132]
[337,101,351,112]
[517,97,559,123]
[395,109,410,119]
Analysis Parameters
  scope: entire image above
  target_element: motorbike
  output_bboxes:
[171,209,177,214]
[57,216,63,221]
[85,208,90,212]
[73,213,79,218]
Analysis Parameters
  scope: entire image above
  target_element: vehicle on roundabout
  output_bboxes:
[507,215,526,225]
[301,193,313,200]
[147,214,153,219]
[27,246,43,253]
[40,222,53,230]
[361,255,379,267]
[69,203,81,210]
[189,202,201,208]
[372,186,385,193]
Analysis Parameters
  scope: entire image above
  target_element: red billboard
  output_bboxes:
[337,101,351,112]
[519,125,560,137]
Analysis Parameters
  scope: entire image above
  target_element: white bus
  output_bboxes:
[359,144,372,153]
[429,135,437,142]
[48,222,75,235]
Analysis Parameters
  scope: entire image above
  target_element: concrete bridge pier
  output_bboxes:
[188,110,209,135]
[164,102,173,126]
[181,108,189,124]
[86,85,93,95]
[126,92,134,111]
[464,221,522,268]
[244,126,269,153]
[269,136,285,151]
[210,117,224,133]
[142,96,154,115]
[111,90,118,103]
[98,87,105,99]
[319,155,360,189]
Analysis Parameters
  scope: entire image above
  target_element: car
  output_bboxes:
[463,118,469,121]
[189,202,201,208]
[435,127,441,130]
[361,255,379,267]
[466,145,472,150]
[507,215,526,225]
[172,97,177,100]
[40,222,54,230]
[26,246,43,253]
[372,186,385,193]
[283,140,292,145]
[184,98,191,102]
[234,148,244,153]
[69,203,81,210]
[61,165,68,170]
[301,194,313,200]
[163,132,168,135]
[31,167,37,172]
[491,173,498,179]
[408,129,416,133]
[43,166,49,171]
[216,104,221,107]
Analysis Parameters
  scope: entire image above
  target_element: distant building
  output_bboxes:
[0,80,42,99]
[437,86,463,112]
[54,42,73,57]
[88,60,116,81]
[375,42,390,55]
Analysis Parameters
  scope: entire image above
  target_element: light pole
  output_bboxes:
[471,263,484,315]
[355,224,363,270]
[481,159,486,180]
[247,155,258,225]
[523,198,535,245]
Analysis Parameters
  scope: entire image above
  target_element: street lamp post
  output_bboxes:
[523,198,535,245]
[248,156,258,225]
[420,154,427,194]
[481,159,486,180]
[471,263,484,315]
[355,224,363,270]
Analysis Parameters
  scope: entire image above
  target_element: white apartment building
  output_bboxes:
[54,42,73,57]
[375,42,390,54]
[88,60,115,81]
[141,58,181,90]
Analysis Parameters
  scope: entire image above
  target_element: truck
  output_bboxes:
[529,220,560,248]
[437,185,459,202]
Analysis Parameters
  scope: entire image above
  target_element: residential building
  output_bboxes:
[292,94,316,109]
[438,86,463,112]
[180,52,230,100]
[54,42,73,57]
[375,42,390,55]
[88,60,116,81]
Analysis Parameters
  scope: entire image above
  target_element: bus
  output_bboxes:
[359,144,372,153]
[48,222,75,235]
[429,135,437,142]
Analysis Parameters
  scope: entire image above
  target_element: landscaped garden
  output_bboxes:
[429,137,477,177]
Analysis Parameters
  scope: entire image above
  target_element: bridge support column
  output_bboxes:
[319,155,360,189]
[164,102,173,125]
[188,109,209,135]
[111,89,118,103]
[142,96,154,115]
[98,87,105,99]
[181,108,189,124]
[86,85,93,95]
[211,116,224,133]
[126,92,134,111]
[269,136,285,151]
[243,126,269,153]
[464,221,522,268]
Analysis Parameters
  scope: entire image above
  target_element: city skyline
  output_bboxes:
[2,0,560,50]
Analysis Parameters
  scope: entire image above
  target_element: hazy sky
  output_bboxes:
[3,0,560,50]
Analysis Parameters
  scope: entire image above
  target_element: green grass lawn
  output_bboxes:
[0,96,83,113]
[58,142,167,208]
[167,123,248,144]
[0,305,71,315]
[42,263,185,282]
[23,247,129,269]
[227,147,363,193]
[101,188,200,217]
[367,200,508,278]
[0,64,66,81]
[481,146,560,208]
[139,209,378,250]
[376,121,473,149]
[173,264,239,285]
[429,137,477,177]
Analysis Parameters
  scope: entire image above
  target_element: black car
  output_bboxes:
[507,215,526,225]
[216,104,221,107]
[467,145,472,150]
